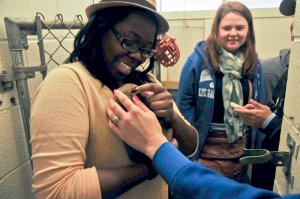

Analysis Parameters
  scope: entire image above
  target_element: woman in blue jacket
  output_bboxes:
[177,2,265,182]
[106,88,299,199]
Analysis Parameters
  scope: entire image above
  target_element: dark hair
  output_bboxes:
[206,1,257,78]
[66,7,158,89]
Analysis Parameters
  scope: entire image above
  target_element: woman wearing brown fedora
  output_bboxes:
[30,0,198,198]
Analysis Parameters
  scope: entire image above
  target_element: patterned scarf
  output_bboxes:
[219,48,245,143]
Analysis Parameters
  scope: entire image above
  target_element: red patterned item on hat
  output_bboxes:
[156,35,180,67]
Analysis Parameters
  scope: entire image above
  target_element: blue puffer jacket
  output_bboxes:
[177,41,265,159]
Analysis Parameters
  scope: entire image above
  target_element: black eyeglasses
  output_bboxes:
[111,27,156,58]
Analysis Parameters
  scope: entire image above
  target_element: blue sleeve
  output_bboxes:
[260,115,282,140]
[153,142,299,199]
[262,113,276,129]
[177,57,197,124]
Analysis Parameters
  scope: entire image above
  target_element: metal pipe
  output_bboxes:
[4,16,84,159]
[4,17,84,36]
[5,17,32,158]
[35,16,47,79]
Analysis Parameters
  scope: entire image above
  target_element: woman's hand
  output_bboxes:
[234,99,273,128]
[133,83,197,156]
[107,89,168,159]
[133,83,175,123]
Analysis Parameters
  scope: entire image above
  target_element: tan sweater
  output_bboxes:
[30,62,169,199]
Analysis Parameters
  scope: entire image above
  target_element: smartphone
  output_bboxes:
[230,102,244,109]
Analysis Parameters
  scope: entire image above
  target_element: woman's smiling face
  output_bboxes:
[218,12,249,53]
[102,11,157,79]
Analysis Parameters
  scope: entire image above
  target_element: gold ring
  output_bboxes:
[111,115,120,124]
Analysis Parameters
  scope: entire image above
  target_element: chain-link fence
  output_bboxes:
[36,13,84,70]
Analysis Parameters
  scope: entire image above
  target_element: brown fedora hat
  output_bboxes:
[85,0,169,34]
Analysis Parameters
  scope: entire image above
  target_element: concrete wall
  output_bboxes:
[0,1,92,199]
[0,1,299,198]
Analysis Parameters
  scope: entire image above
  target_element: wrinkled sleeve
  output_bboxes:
[30,67,101,199]
[264,71,279,106]
[177,57,197,125]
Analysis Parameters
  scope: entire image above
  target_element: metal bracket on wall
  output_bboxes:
[240,148,291,166]
[240,132,299,189]
[0,65,46,93]
[283,133,299,189]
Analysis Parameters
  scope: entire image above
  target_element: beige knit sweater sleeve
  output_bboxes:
[30,66,101,199]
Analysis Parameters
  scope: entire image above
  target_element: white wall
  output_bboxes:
[274,1,300,194]
[160,8,294,82]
